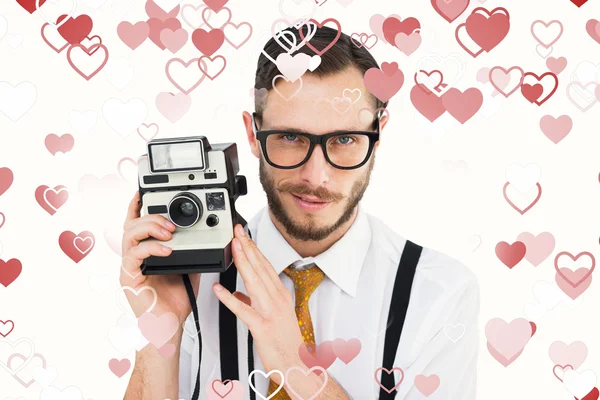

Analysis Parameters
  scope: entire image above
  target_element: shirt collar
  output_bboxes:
[254,203,371,298]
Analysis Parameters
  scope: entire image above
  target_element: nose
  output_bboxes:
[298,144,329,187]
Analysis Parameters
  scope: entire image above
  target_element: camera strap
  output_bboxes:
[379,239,422,399]
[183,229,257,400]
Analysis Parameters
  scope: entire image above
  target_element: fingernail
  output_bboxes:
[162,245,171,253]
[234,239,242,250]
[165,220,175,229]
[161,228,170,236]
[214,283,223,292]
[238,225,246,236]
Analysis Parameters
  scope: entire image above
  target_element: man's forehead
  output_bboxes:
[260,70,375,132]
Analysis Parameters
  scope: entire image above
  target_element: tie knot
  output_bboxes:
[283,264,325,308]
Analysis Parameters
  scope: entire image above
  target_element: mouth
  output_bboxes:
[290,193,331,212]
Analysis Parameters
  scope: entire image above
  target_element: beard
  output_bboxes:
[258,155,375,242]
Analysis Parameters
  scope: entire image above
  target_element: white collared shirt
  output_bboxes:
[179,203,480,399]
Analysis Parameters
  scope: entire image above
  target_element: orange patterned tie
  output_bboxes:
[266,263,325,399]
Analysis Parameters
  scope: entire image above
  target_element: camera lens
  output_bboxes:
[180,201,195,217]
[168,193,203,228]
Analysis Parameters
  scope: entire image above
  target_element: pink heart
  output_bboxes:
[485,318,532,367]
[502,182,542,215]
[552,364,574,382]
[414,374,441,396]
[285,366,328,400]
[137,123,159,141]
[516,231,556,266]
[0,167,14,197]
[117,21,149,50]
[160,28,188,53]
[539,115,572,144]
[156,92,192,123]
[546,56,567,74]
[158,343,176,358]
[212,379,233,398]
[137,311,179,348]
[298,341,337,375]
[206,379,244,400]
[108,358,131,378]
[549,341,588,370]
[374,367,404,394]
[394,31,421,56]
[554,251,595,287]
[331,338,361,364]
[364,63,404,103]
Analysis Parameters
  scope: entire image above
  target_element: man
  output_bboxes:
[121,24,479,400]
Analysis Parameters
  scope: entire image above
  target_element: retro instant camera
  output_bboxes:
[137,136,248,275]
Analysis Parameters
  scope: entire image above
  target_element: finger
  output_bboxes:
[128,240,172,262]
[120,242,172,285]
[213,282,260,329]
[127,213,176,232]
[124,221,173,248]
[234,224,281,294]
[231,237,271,310]
[233,291,251,307]
[124,191,141,225]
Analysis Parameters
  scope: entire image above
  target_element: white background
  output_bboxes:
[0,0,599,399]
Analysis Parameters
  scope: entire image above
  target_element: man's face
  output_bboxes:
[245,66,382,242]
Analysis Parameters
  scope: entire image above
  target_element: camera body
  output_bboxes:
[137,136,247,275]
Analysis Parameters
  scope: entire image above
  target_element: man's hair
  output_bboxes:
[254,24,388,127]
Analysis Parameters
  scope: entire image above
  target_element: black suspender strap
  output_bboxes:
[379,240,423,399]
[219,228,257,400]
[183,274,202,400]
[219,264,239,382]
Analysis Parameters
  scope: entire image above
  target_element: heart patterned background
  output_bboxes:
[1,0,600,399]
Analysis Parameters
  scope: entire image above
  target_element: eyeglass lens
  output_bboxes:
[265,132,370,168]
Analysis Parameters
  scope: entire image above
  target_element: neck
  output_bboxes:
[267,207,359,258]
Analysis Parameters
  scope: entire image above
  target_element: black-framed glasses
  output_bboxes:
[251,112,380,170]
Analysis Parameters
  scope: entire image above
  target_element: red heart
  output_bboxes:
[59,231,95,263]
[495,241,526,268]
[0,258,22,288]
[571,0,588,6]
[410,84,446,122]
[297,18,342,56]
[57,14,94,45]
[16,0,46,13]
[382,16,420,44]
[0,167,14,197]
[577,387,600,400]
[192,28,225,56]
[521,84,543,103]
[465,9,510,52]
[204,0,229,11]
[441,87,483,124]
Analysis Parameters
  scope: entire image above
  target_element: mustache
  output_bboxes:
[277,182,344,202]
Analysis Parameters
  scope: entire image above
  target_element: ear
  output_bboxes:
[379,113,389,132]
[242,111,261,159]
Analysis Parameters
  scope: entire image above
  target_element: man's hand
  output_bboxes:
[121,191,201,400]
[120,190,200,324]
[212,224,304,377]
[212,224,352,399]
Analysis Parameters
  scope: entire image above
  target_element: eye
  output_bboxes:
[335,136,355,145]
[276,134,298,142]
